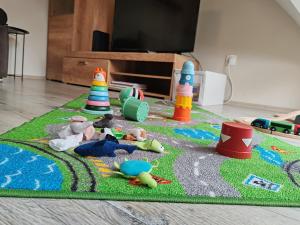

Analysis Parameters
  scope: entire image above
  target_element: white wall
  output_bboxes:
[0,0,48,77]
[276,0,300,27]
[194,0,300,109]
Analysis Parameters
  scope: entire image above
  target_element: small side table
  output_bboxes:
[8,26,29,79]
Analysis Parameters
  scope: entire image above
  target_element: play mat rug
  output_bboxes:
[0,94,300,207]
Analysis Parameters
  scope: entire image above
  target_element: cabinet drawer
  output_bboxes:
[63,57,109,86]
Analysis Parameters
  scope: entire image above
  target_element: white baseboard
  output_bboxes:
[229,100,295,113]
[7,74,46,80]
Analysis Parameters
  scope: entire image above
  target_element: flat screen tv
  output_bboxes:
[111,0,201,53]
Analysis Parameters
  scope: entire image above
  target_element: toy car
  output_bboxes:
[251,118,271,129]
[294,124,300,135]
[269,121,294,134]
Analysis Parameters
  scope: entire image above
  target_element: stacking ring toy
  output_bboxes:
[87,100,110,107]
[89,91,109,97]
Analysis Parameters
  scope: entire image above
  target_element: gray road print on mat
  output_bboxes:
[152,134,241,198]
[106,116,242,198]
[101,105,240,197]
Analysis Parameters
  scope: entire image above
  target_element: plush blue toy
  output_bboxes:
[74,140,137,157]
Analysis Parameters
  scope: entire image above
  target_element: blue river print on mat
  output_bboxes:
[254,145,284,167]
[0,144,63,191]
[174,128,219,141]
[211,124,221,130]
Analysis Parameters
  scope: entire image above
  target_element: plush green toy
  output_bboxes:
[135,139,165,153]
[113,159,159,188]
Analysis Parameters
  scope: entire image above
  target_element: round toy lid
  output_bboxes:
[120,160,152,177]
[136,102,149,122]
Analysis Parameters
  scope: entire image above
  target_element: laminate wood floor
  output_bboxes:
[0,77,299,225]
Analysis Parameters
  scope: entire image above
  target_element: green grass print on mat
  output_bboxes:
[99,144,186,198]
[1,94,300,206]
[221,138,300,203]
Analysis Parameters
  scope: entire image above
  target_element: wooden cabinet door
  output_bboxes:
[63,57,109,86]
[46,15,73,81]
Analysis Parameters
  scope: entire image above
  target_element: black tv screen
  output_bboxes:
[111,0,201,53]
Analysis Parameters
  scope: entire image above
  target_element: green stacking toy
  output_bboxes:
[119,87,144,104]
[121,97,149,122]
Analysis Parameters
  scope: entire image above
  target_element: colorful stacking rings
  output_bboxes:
[89,91,109,97]
[85,105,111,111]
[86,100,110,107]
[90,86,108,91]
[83,108,113,115]
[88,95,109,101]
[92,80,107,86]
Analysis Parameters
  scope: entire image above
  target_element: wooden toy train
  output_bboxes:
[251,118,300,135]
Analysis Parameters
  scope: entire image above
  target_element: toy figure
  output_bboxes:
[74,140,137,157]
[93,114,114,128]
[114,159,158,189]
[123,128,147,141]
[135,139,165,153]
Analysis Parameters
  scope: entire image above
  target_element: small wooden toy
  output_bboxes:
[295,115,300,125]
[236,110,300,141]
[251,118,271,129]
[269,121,293,134]
[294,124,300,135]
[249,117,300,138]
[216,122,253,159]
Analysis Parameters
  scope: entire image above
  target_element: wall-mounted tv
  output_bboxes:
[111,0,201,53]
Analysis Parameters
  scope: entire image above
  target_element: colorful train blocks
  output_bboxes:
[216,122,253,159]
[173,61,195,122]
[83,68,113,115]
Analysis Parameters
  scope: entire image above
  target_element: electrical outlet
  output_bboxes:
[226,55,238,66]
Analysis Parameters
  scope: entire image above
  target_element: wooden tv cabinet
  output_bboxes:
[63,51,199,99]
